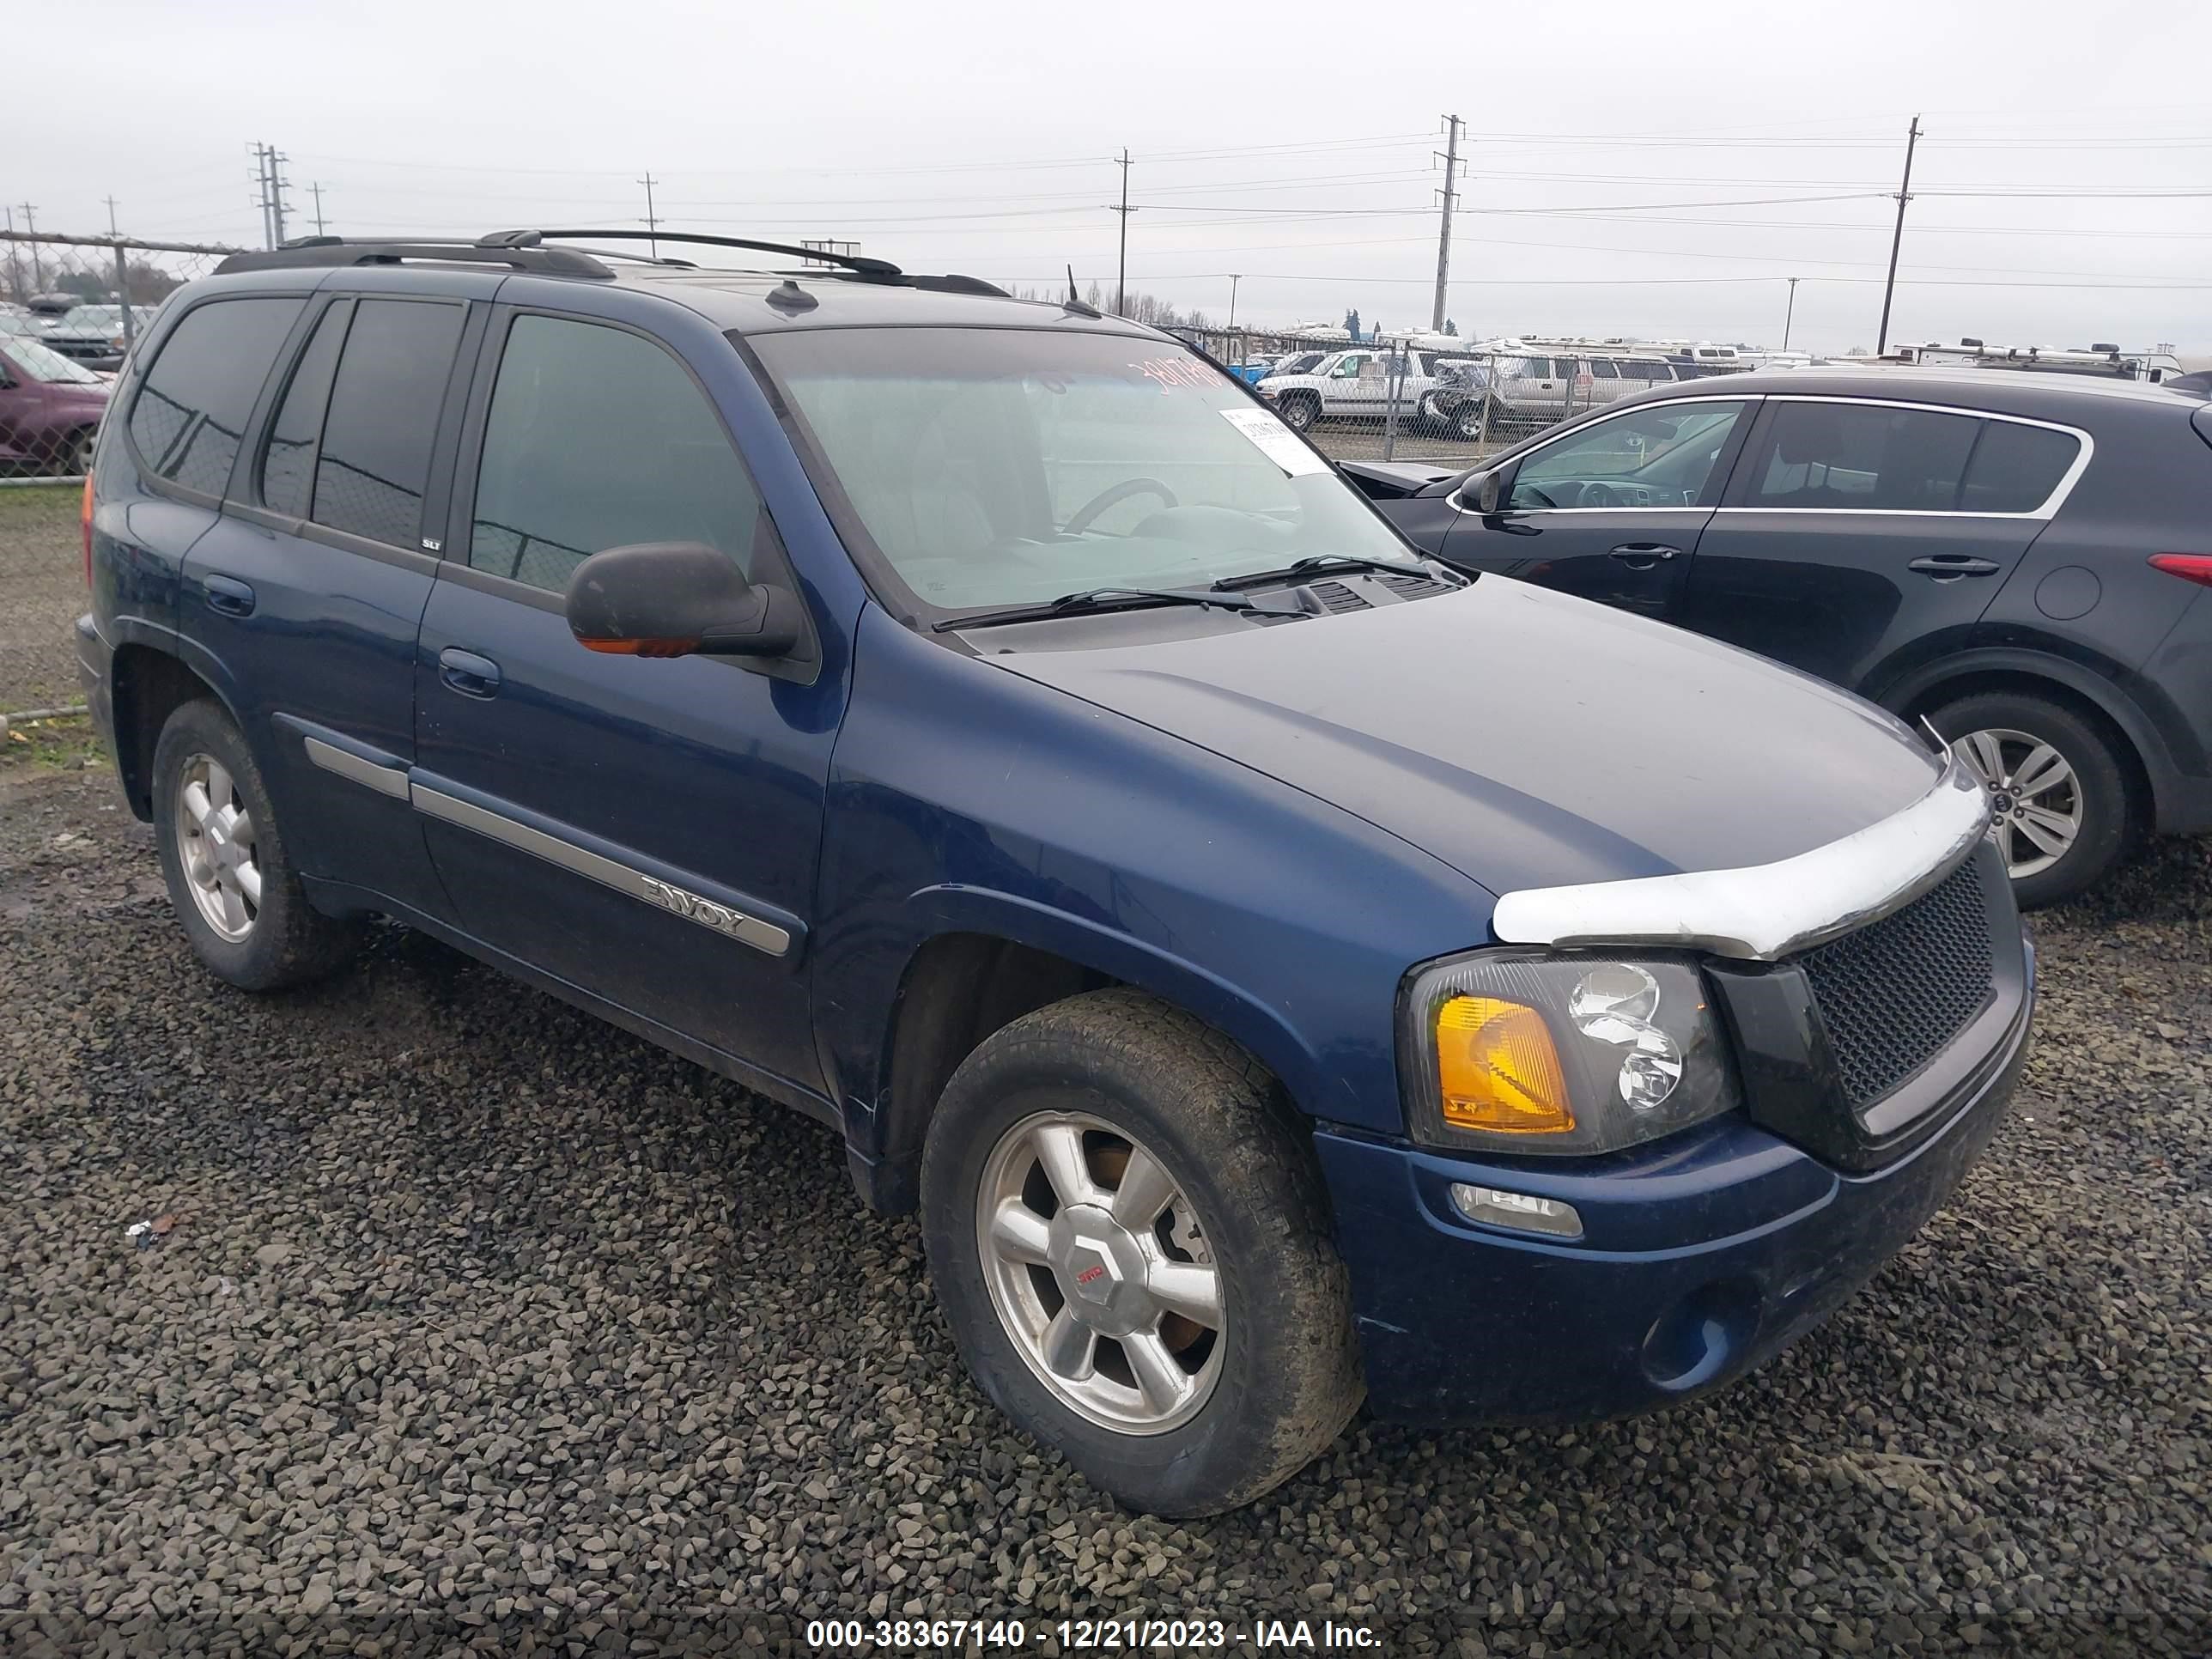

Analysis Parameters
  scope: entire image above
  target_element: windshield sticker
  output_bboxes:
[1131,356,1215,392]
[1218,407,1329,477]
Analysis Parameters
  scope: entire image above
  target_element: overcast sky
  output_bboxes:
[14,0,2209,354]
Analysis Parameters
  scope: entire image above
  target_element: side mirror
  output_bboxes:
[565,541,801,659]
[1471,470,1504,514]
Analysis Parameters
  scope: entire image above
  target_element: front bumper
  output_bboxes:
[1319,943,2033,1425]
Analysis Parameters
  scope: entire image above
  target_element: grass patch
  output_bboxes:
[1,713,105,772]
[0,481,82,523]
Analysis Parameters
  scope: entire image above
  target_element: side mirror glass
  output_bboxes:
[565,540,801,659]
[1472,470,1504,514]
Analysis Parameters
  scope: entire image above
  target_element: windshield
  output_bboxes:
[753,327,1414,617]
[3,336,104,385]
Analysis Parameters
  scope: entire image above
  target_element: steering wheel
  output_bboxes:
[1575,482,1624,507]
[1063,478,1179,536]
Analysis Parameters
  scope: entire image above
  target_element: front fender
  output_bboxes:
[811,605,1503,1167]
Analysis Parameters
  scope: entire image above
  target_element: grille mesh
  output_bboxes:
[1798,857,1995,1109]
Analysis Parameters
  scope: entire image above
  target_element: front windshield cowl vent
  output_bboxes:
[1374,571,1454,601]
[1306,580,1373,615]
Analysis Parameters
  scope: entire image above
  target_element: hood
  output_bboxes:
[46,381,112,407]
[997,577,1944,899]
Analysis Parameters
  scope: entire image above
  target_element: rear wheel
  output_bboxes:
[152,699,362,989]
[1929,690,2134,907]
[920,988,1363,1516]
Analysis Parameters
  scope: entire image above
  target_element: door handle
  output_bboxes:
[1608,544,1680,568]
[1908,556,2002,580]
[204,574,256,617]
[438,647,501,698]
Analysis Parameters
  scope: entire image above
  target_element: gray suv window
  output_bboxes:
[1960,421,2081,513]
[468,315,763,593]
[1741,401,1981,512]
[126,297,305,497]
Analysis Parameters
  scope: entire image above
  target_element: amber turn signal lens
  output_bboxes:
[1434,994,1574,1134]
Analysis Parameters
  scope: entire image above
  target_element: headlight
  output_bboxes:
[1398,949,1737,1155]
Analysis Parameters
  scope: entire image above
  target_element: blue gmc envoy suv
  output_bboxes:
[76,231,2033,1516]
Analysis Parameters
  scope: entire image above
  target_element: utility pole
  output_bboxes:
[270,149,289,246]
[253,143,276,249]
[15,203,39,292]
[1431,113,1463,333]
[309,182,328,237]
[1782,276,1800,351]
[3,206,22,306]
[103,196,121,236]
[1112,149,1133,317]
[1875,115,1920,356]
[1228,274,1241,331]
[639,173,661,259]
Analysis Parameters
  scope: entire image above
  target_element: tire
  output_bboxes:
[152,699,363,989]
[1450,400,1487,442]
[920,988,1363,1516]
[1929,690,2135,908]
[55,427,95,477]
[1277,393,1319,434]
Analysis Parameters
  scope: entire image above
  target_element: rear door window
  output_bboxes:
[1959,420,2081,513]
[1737,400,1981,511]
[311,299,465,549]
[126,297,305,496]
[258,301,349,519]
[466,313,763,593]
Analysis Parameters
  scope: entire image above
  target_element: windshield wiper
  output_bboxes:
[933,586,1303,633]
[1209,553,1460,592]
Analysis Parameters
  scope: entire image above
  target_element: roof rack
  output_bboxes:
[214,228,1014,301]
[524,228,906,279]
[215,235,615,278]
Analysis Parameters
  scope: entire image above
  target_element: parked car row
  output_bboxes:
[1352,366,2212,906]
[2,295,151,372]
[80,232,2039,1517]
[1255,344,1737,440]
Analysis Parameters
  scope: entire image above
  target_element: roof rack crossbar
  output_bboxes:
[215,238,614,278]
[523,228,903,279]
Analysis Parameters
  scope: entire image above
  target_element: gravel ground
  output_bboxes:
[3,731,2208,1656]
[0,487,86,715]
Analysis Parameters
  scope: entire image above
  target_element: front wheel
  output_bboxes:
[1276,393,1319,433]
[920,988,1363,1516]
[1929,690,2135,907]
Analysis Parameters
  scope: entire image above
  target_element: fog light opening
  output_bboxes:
[1449,1182,1584,1240]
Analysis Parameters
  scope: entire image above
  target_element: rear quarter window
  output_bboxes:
[126,296,306,496]
[1960,421,2081,514]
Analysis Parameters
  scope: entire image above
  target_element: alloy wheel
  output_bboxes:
[174,753,262,941]
[1955,726,2083,878]
[975,1111,1224,1435]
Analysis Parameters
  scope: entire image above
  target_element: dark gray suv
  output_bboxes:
[1367,367,2212,904]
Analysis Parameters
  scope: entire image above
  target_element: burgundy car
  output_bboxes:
[0,332,111,474]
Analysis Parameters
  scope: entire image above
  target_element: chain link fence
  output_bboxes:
[2,230,240,480]
[1170,327,1721,467]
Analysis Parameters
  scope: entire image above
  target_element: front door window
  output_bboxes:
[1508,401,1748,510]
